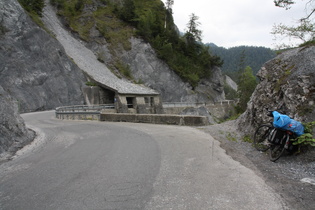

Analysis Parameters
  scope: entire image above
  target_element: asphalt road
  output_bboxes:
[0,111,287,210]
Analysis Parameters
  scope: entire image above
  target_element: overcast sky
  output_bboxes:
[162,0,308,49]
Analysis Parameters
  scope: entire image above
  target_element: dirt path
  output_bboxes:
[199,120,315,210]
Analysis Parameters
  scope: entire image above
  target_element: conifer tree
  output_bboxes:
[164,0,174,29]
[237,66,257,113]
[18,0,45,17]
[120,0,136,23]
[185,13,202,43]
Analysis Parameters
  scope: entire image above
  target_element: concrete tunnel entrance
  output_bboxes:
[83,85,115,105]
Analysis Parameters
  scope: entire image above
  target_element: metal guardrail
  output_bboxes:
[55,101,235,114]
[55,104,115,114]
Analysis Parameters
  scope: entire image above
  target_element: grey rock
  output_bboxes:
[0,0,86,155]
[120,37,225,103]
[237,46,315,136]
[0,0,86,113]
[0,85,35,156]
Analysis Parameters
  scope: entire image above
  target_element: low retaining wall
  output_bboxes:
[163,102,236,121]
[100,113,208,126]
[56,112,100,120]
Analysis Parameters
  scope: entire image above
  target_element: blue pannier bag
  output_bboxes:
[272,111,304,136]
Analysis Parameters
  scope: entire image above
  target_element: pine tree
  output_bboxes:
[185,13,202,43]
[237,66,257,113]
[164,0,174,29]
[120,0,136,23]
[18,0,45,17]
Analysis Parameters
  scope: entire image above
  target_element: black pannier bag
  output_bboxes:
[268,128,287,145]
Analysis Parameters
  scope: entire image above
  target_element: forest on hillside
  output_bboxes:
[18,0,276,88]
[42,0,222,87]
[207,43,277,81]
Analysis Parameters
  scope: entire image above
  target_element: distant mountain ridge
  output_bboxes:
[206,43,276,81]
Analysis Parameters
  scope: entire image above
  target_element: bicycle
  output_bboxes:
[253,112,297,162]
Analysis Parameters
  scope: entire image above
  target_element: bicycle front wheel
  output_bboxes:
[253,124,272,151]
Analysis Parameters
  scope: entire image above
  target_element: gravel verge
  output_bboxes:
[199,120,315,210]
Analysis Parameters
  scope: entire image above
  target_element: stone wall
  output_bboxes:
[163,102,236,123]
[100,113,208,126]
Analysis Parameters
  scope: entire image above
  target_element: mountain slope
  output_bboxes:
[46,0,225,102]
[207,43,276,81]
[42,2,157,95]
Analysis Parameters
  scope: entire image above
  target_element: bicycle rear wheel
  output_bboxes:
[253,124,272,151]
[269,144,286,162]
[269,133,289,162]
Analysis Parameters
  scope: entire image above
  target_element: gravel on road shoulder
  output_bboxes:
[199,120,315,210]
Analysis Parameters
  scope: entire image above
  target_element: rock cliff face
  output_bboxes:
[0,1,86,113]
[237,46,315,136]
[0,86,35,156]
[78,9,225,103]
[120,37,225,103]
[87,37,225,103]
[0,0,86,155]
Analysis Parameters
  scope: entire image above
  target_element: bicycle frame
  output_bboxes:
[254,110,297,162]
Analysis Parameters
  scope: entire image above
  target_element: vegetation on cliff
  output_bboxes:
[18,0,46,28]
[48,0,223,87]
[18,0,45,16]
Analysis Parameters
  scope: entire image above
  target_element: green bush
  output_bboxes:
[18,0,45,17]
[85,81,97,86]
[292,121,315,146]
[114,61,133,79]
[50,0,64,9]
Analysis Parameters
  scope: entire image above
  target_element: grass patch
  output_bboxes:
[275,64,294,92]
[114,60,133,80]
[242,135,253,143]
[299,40,315,47]
[94,7,133,52]
[85,81,97,86]
[226,132,237,142]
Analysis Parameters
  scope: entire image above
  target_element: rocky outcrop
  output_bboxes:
[88,37,225,103]
[0,86,35,157]
[0,0,86,155]
[237,46,315,136]
[0,1,86,113]
[120,37,225,103]
[77,14,225,102]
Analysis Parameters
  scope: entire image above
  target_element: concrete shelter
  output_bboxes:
[83,82,162,114]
